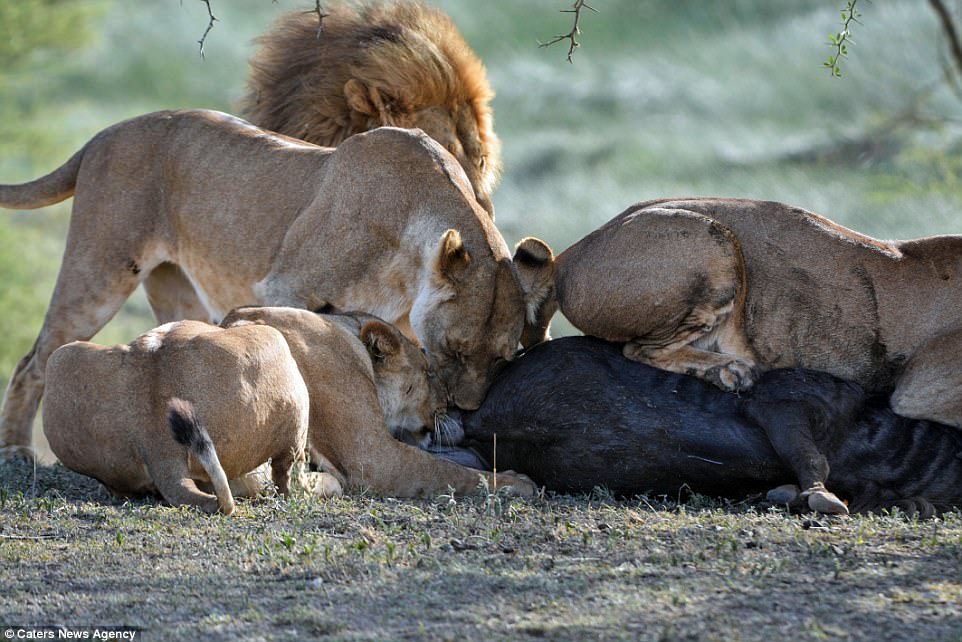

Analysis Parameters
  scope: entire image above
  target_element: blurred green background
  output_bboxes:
[2,1,961,457]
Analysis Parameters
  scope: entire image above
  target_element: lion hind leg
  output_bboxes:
[143,263,210,324]
[294,471,344,497]
[143,448,223,515]
[154,475,223,515]
[270,449,299,497]
[624,301,756,392]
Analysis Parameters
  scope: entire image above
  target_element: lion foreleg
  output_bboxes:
[322,404,534,498]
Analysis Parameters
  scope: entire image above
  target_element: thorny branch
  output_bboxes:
[824,0,861,77]
[311,1,330,39]
[538,0,597,64]
[928,0,962,82]
[197,0,217,59]
[199,1,327,52]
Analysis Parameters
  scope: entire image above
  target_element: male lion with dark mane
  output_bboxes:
[241,0,500,215]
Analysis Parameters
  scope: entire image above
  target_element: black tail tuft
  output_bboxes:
[167,398,212,457]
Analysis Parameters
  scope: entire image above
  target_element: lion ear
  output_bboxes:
[513,237,557,347]
[344,79,393,122]
[434,229,471,285]
[344,79,375,115]
[360,321,401,364]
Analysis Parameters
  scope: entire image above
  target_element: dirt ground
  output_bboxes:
[0,460,960,641]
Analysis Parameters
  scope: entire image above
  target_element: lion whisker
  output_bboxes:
[431,412,463,447]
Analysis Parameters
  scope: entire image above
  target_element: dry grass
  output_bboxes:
[1,460,960,641]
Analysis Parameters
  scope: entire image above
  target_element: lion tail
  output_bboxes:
[0,145,85,210]
[167,398,236,516]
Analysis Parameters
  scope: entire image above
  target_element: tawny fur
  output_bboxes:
[548,197,962,428]
[0,110,552,456]
[167,397,237,515]
[241,1,500,213]
[220,307,536,497]
[42,321,309,514]
[42,310,536,503]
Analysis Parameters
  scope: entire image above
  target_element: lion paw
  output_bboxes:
[0,444,36,464]
[705,359,756,392]
[296,471,344,498]
[493,471,538,497]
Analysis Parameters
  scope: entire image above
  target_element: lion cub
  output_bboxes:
[43,320,310,514]
[45,308,534,509]
[221,307,537,497]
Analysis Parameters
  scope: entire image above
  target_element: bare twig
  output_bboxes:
[538,0,597,63]
[824,0,862,77]
[197,0,217,59]
[928,0,962,81]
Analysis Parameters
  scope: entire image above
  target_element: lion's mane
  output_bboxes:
[241,1,501,198]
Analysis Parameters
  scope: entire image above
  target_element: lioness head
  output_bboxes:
[360,319,447,448]
[412,231,555,410]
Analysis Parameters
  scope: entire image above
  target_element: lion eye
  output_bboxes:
[405,384,414,396]
[478,156,486,171]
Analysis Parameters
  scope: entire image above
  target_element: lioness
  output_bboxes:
[221,307,535,497]
[43,320,311,514]
[0,110,553,455]
[153,1,504,325]
[147,2,503,326]
[547,198,962,428]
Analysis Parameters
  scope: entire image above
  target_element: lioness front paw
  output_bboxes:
[705,358,756,392]
[492,471,538,497]
[296,471,344,498]
[0,444,36,464]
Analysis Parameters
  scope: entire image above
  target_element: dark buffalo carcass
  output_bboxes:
[448,336,962,516]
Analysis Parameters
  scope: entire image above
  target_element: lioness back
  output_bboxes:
[559,197,962,389]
